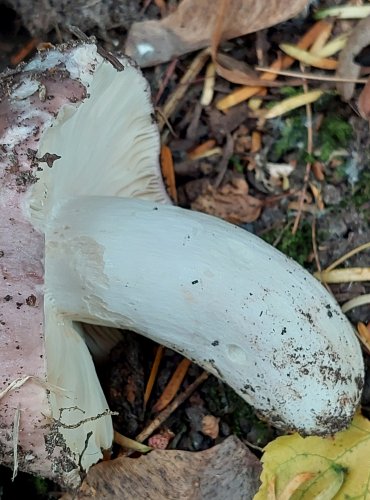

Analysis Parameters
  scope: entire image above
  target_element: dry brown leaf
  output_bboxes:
[358,77,370,120]
[189,175,262,224]
[126,0,310,67]
[336,15,370,101]
[61,436,262,500]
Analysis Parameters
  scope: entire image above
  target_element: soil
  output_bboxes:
[0,1,369,498]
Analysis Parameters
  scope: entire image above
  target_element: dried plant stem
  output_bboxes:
[255,67,367,84]
[136,371,209,443]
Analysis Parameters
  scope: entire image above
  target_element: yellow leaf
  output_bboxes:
[254,413,370,500]
[262,90,323,119]
[279,44,338,70]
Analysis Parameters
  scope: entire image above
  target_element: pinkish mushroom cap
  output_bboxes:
[0,42,169,486]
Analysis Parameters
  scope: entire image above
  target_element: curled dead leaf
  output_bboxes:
[186,175,262,224]
[62,436,262,500]
[126,0,310,67]
[336,15,370,101]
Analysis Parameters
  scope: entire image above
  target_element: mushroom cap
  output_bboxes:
[0,41,169,485]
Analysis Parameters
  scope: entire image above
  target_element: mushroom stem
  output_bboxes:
[48,196,363,435]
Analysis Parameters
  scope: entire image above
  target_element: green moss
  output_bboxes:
[271,114,307,161]
[229,154,244,173]
[270,106,353,164]
[261,220,313,266]
[316,116,353,162]
[352,169,370,209]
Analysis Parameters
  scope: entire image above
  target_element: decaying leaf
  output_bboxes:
[358,77,370,120]
[255,413,370,500]
[336,15,370,101]
[126,0,310,67]
[62,436,262,500]
[185,175,262,224]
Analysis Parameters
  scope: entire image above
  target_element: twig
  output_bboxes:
[66,25,124,72]
[155,58,178,105]
[325,241,370,271]
[136,371,209,443]
[255,66,368,84]
[158,49,210,131]
[114,431,152,453]
[214,133,234,188]
[144,345,164,408]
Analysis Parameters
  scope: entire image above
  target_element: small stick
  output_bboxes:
[255,67,367,84]
[136,371,209,443]
[67,25,124,72]
[158,48,210,131]
[144,345,164,408]
[152,358,192,412]
[154,58,178,105]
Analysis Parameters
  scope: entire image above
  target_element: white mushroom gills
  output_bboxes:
[46,196,363,435]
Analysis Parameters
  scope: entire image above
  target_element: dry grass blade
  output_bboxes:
[201,62,216,106]
[280,44,338,70]
[160,145,178,203]
[309,20,333,55]
[314,267,370,283]
[313,33,348,58]
[158,48,210,131]
[325,241,370,271]
[342,295,370,314]
[144,345,164,408]
[114,431,152,453]
[255,67,367,83]
[262,90,323,119]
[316,5,370,20]
[152,358,192,412]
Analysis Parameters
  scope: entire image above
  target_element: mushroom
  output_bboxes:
[0,42,364,485]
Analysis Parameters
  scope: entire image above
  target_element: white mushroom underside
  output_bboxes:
[47,196,363,435]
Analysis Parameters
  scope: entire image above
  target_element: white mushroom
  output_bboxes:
[0,42,364,485]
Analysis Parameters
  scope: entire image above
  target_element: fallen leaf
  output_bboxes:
[255,413,370,500]
[202,415,220,440]
[279,44,338,70]
[126,0,310,67]
[186,175,262,224]
[336,15,370,101]
[261,90,324,119]
[358,77,370,120]
[62,436,262,500]
[216,20,331,110]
